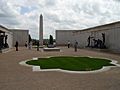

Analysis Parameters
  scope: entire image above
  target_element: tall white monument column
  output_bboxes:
[39,14,43,46]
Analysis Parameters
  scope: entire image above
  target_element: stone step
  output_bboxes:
[43,48,60,51]
[0,48,10,53]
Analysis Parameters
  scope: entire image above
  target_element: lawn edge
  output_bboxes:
[19,56,120,74]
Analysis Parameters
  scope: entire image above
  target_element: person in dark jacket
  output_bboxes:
[15,41,18,51]
[37,41,39,51]
[74,41,78,52]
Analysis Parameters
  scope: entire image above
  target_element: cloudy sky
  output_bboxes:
[0,0,120,39]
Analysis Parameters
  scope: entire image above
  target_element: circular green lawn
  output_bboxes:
[26,56,115,71]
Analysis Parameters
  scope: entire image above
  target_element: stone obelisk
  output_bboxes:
[39,14,43,46]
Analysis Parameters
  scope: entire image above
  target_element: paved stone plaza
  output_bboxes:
[0,47,120,90]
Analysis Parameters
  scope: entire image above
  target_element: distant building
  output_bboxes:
[9,29,29,46]
[56,21,120,52]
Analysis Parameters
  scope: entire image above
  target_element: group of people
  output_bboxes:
[67,33,106,52]
[14,33,105,52]
[67,40,78,52]
[15,40,78,52]
[15,41,32,51]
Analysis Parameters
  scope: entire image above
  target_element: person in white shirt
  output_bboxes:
[67,40,70,48]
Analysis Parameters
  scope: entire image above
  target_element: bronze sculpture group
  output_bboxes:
[87,33,106,49]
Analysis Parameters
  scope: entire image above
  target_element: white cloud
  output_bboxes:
[0,0,120,39]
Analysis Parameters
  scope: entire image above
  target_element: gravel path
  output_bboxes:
[0,47,120,90]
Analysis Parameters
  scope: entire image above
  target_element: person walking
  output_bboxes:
[37,41,39,51]
[28,41,32,50]
[67,40,70,48]
[74,41,78,52]
[15,41,18,51]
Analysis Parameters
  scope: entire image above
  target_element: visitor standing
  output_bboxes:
[28,41,32,50]
[74,41,78,52]
[25,41,28,48]
[15,41,18,51]
[37,41,39,51]
[67,40,70,48]
[30,41,32,49]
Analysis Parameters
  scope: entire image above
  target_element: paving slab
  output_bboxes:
[0,47,120,90]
